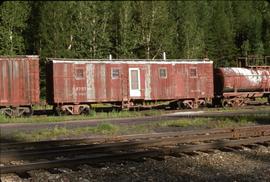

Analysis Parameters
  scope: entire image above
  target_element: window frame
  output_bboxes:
[75,68,85,80]
[189,67,197,78]
[111,68,120,79]
[159,67,167,79]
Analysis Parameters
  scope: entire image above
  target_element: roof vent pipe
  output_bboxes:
[163,52,166,60]
[109,54,112,60]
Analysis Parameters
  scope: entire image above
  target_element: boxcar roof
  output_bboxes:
[47,58,213,65]
[0,55,39,59]
[0,55,39,58]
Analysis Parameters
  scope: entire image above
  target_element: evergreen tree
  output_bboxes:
[72,1,112,59]
[196,1,211,58]
[134,1,174,59]
[38,1,74,58]
[232,1,252,56]
[172,1,205,59]
[0,1,30,55]
[207,1,236,66]
[110,1,140,58]
[249,1,264,57]
[262,1,270,56]
[25,1,42,55]
[1,0,270,65]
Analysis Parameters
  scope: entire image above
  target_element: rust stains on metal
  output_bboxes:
[46,59,214,111]
[215,67,270,93]
[0,56,40,116]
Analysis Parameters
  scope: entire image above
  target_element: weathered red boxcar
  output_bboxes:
[46,58,214,115]
[214,66,270,106]
[0,56,40,116]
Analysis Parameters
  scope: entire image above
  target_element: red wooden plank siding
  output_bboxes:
[46,59,214,105]
[0,56,40,107]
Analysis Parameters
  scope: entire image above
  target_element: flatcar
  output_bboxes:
[46,58,214,115]
[0,56,40,117]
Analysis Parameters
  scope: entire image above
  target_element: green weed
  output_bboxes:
[93,122,119,134]
[0,109,165,124]
[0,114,7,122]
[9,115,269,142]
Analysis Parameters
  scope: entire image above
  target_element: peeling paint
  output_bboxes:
[0,56,40,106]
[100,64,107,99]
[145,65,151,100]
[86,64,95,100]
[63,64,70,101]
[219,67,270,92]
[223,68,263,84]
[48,59,214,104]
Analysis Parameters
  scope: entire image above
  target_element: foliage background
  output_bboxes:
[0,1,270,98]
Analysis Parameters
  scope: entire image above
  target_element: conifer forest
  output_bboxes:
[1,1,270,97]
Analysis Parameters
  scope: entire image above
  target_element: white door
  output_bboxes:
[129,68,141,97]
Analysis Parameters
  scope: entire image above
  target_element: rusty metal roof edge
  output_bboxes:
[219,67,270,69]
[0,55,39,59]
[46,58,213,64]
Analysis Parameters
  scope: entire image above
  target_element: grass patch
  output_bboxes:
[200,106,270,113]
[158,117,256,129]
[158,118,209,127]
[0,114,7,122]
[13,122,120,141]
[10,115,269,142]
[14,126,70,141]
[94,123,119,134]
[1,106,269,124]
[0,109,165,124]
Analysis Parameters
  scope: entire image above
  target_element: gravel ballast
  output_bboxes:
[1,145,270,182]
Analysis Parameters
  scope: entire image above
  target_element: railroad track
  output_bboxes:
[1,125,270,174]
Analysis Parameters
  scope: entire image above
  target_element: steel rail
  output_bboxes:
[2,125,270,151]
[1,126,270,163]
[1,135,269,174]
[0,133,241,162]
